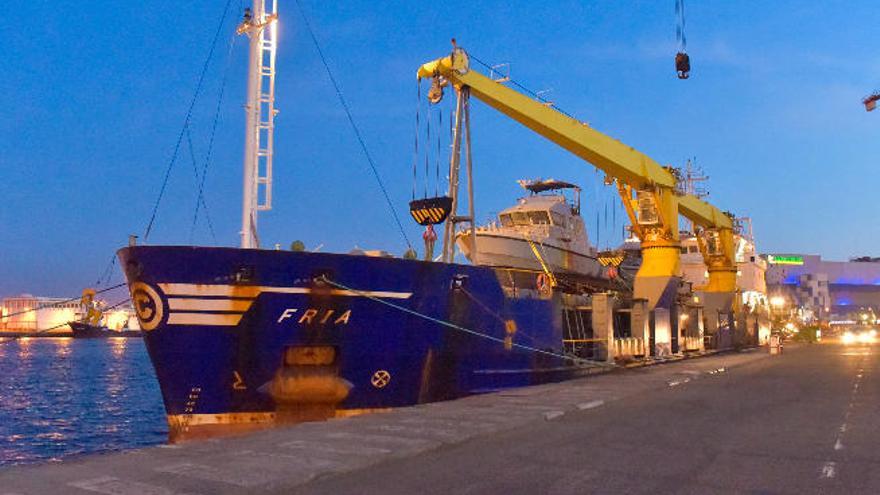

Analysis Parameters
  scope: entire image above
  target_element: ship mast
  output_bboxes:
[237,0,278,249]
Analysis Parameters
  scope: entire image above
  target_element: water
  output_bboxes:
[0,338,166,466]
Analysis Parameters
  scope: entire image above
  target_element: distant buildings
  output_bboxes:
[764,254,880,323]
[0,294,138,335]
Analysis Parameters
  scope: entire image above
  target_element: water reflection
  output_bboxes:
[17,337,32,359]
[110,337,127,358]
[53,337,72,358]
[0,338,166,466]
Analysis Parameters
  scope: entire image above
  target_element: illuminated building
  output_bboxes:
[764,254,880,321]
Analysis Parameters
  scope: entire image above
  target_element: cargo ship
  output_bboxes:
[119,0,619,441]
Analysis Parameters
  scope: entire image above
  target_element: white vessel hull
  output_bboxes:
[457,231,605,279]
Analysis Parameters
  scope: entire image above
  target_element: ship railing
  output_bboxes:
[613,337,646,358]
[681,335,704,352]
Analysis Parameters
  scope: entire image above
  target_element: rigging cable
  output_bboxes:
[190,33,239,244]
[185,125,218,243]
[294,0,413,250]
[94,255,117,287]
[143,0,235,241]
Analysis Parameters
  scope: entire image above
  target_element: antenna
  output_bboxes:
[682,158,708,199]
[238,0,279,249]
[681,158,708,233]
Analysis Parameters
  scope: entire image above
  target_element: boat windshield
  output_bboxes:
[500,211,550,227]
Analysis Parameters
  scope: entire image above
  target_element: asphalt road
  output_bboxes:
[292,343,879,495]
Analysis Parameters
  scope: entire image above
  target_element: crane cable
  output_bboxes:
[412,84,420,201]
[676,0,687,53]
[675,0,691,79]
[294,0,413,250]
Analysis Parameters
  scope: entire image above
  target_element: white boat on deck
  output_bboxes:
[455,179,606,280]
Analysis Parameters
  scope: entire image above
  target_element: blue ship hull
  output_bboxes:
[118,246,591,441]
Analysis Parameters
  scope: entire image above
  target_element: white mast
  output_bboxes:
[237,0,278,249]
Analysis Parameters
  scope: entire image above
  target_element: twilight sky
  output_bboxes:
[1,0,879,297]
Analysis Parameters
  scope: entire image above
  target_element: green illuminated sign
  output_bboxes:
[767,255,804,265]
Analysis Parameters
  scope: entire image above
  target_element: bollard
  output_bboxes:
[769,334,782,355]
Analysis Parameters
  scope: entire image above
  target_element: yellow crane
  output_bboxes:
[417,44,737,321]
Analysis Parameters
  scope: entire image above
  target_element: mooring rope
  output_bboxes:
[318,276,615,369]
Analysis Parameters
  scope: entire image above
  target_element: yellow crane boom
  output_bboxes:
[418,46,736,309]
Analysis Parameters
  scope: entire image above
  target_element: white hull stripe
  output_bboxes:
[167,313,244,326]
[158,283,412,299]
[167,298,253,312]
[153,283,412,327]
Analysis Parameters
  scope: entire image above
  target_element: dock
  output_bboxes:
[0,349,771,494]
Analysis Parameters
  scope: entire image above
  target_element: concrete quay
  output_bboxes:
[0,350,770,494]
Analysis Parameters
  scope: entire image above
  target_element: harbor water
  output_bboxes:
[0,338,166,466]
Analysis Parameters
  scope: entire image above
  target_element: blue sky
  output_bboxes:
[1,0,879,297]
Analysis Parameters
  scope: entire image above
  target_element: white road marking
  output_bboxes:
[820,461,837,479]
[667,378,690,387]
[68,476,191,495]
[543,410,565,421]
[368,424,462,439]
[324,431,434,447]
[278,439,391,456]
[834,438,844,451]
[576,399,605,410]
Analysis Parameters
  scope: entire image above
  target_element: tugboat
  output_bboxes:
[68,321,139,339]
[68,288,140,338]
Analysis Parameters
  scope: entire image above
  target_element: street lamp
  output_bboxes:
[864,92,880,112]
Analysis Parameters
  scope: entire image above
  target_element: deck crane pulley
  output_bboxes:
[417,43,739,336]
[675,0,691,79]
